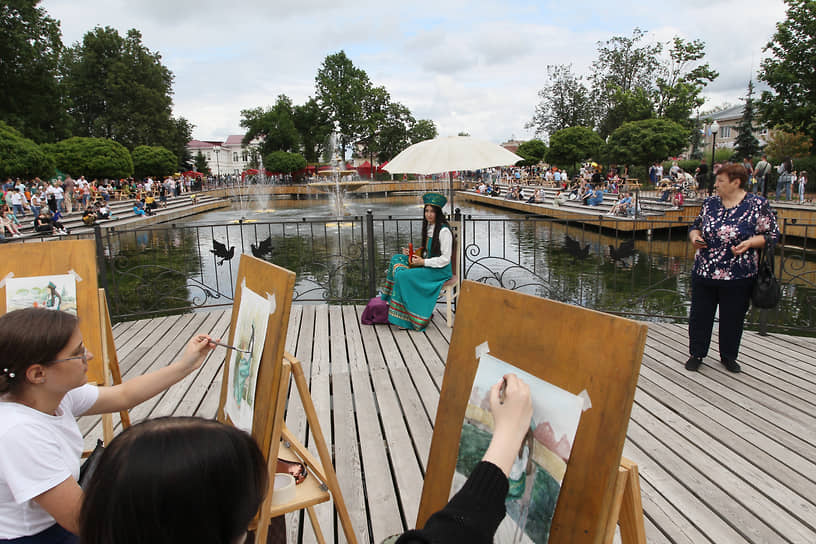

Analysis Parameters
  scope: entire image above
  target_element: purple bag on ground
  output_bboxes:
[361,296,389,324]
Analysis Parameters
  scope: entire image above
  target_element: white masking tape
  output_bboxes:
[0,272,14,289]
[578,389,592,412]
[67,269,83,283]
[475,341,490,360]
[267,291,276,315]
[271,473,296,505]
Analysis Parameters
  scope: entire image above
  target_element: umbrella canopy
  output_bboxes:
[382,136,523,175]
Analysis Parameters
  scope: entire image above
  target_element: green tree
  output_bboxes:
[591,28,662,134]
[357,85,392,166]
[0,0,70,142]
[264,151,307,175]
[45,136,133,178]
[734,81,761,160]
[157,116,194,170]
[410,119,437,144]
[598,87,653,138]
[0,121,55,178]
[315,51,371,157]
[546,127,604,170]
[758,0,816,151]
[591,29,716,138]
[62,27,175,150]
[293,97,332,163]
[193,150,209,174]
[131,145,177,179]
[604,118,688,168]
[516,139,548,166]
[240,95,300,155]
[528,64,594,138]
[764,130,813,162]
[654,37,718,129]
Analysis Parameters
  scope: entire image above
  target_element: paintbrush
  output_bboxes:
[210,340,251,353]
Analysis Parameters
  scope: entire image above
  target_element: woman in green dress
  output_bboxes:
[381,192,453,331]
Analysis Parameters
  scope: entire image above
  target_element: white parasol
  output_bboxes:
[382,136,524,210]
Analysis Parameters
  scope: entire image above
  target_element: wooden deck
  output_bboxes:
[78,306,816,544]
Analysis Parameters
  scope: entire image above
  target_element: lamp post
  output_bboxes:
[709,121,719,196]
[213,146,221,183]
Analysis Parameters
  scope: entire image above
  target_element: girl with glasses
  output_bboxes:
[0,308,218,543]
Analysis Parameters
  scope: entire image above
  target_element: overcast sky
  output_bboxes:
[42,0,787,144]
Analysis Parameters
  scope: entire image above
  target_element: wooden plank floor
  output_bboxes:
[79,307,816,544]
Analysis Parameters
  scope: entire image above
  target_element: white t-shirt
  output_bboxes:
[422,225,453,269]
[0,384,99,538]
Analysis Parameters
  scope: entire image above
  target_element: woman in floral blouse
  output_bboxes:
[686,163,779,373]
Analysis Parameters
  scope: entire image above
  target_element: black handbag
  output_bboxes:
[752,235,781,309]
[79,439,105,489]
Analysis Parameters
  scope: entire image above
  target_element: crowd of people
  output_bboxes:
[0,174,205,239]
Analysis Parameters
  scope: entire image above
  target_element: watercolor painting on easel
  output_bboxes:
[452,353,586,543]
[5,274,78,315]
[225,284,271,432]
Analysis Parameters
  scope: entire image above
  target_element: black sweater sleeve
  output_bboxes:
[395,461,508,544]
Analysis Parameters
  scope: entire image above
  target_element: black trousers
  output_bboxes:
[689,276,754,361]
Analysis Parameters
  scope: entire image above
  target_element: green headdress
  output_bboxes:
[422,192,447,209]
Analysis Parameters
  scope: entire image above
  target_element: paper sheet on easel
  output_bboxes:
[224,284,271,432]
[5,274,78,315]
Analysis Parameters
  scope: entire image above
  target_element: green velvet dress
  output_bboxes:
[381,227,452,331]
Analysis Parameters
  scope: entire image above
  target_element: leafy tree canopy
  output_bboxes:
[131,145,177,179]
[0,0,70,142]
[193,150,210,175]
[293,97,332,163]
[410,119,438,144]
[527,64,594,138]
[45,136,133,179]
[315,51,371,155]
[241,95,300,155]
[0,121,55,179]
[758,0,816,151]
[516,139,548,166]
[532,29,716,140]
[265,150,307,174]
[604,118,689,167]
[62,27,176,151]
[764,130,813,162]
[546,127,604,169]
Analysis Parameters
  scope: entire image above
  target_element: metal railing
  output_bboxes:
[93,213,816,334]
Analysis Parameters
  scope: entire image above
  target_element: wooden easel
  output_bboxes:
[0,240,129,448]
[215,255,356,544]
[418,280,649,543]
[96,288,130,445]
[603,458,647,544]
[254,352,358,544]
[0,240,106,384]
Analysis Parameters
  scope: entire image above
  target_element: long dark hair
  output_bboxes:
[421,204,449,257]
[79,417,269,544]
[0,308,78,394]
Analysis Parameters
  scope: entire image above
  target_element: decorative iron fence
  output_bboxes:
[94,213,816,334]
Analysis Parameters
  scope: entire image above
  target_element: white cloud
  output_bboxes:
[41,0,787,144]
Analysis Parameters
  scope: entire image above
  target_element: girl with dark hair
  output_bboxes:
[381,192,453,331]
[0,308,217,543]
[79,417,268,544]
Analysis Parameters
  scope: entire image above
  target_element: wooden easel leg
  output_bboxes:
[446,287,453,328]
[305,506,327,544]
[602,465,629,544]
[618,458,647,544]
[255,363,293,544]
[290,360,358,544]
